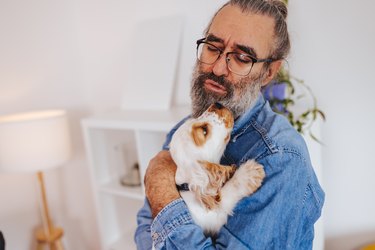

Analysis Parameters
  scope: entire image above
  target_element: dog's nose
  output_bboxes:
[214,102,223,109]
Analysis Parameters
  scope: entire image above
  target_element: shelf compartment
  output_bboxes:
[81,107,191,250]
[82,106,190,132]
[98,179,144,201]
[97,194,142,250]
[107,232,137,250]
[85,128,139,187]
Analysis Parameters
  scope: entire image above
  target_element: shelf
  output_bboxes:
[82,106,191,250]
[107,232,136,250]
[98,180,144,201]
[82,105,190,131]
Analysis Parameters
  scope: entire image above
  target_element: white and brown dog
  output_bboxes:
[169,103,265,235]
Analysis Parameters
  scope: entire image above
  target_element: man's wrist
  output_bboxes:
[144,150,180,218]
[149,190,180,218]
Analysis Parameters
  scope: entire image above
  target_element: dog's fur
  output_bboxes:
[169,103,265,235]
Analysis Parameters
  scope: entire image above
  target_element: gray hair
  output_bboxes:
[205,0,290,61]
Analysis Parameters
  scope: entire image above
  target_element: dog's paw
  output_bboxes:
[234,159,265,196]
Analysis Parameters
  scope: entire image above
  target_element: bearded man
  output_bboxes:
[135,0,324,249]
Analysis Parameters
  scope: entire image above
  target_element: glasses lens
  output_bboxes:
[197,42,220,64]
[227,53,254,76]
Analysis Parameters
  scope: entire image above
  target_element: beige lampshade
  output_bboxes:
[0,110,71,173]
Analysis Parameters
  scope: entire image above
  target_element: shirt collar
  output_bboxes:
[232,93,266,135]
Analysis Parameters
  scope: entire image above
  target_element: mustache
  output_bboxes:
[196,71,233,93]
[191,70,235,118]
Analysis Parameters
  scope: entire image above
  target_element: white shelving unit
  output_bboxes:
[81,106,190,250]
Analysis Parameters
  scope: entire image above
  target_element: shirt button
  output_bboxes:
[152,233,158,240]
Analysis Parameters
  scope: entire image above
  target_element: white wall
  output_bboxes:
[0,0,98,249]
[288,1,375,249]
[1,0,375,249]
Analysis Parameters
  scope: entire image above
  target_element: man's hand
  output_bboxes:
[144,150,180,218]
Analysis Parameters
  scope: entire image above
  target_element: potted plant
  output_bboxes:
[262,67,325,142]
[262,0,325,142]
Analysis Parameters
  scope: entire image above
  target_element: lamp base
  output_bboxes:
[36,227,64,250]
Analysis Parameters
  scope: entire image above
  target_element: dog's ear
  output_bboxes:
[191,122,212,147]
[195,161,237,210]
[199,161,236,186]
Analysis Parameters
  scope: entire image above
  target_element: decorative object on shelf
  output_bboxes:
[262,0,325,142]
[0,109,71,250]
[120,163,141,187]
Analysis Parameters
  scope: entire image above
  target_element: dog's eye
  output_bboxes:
[201,124,208,136]
[191,122,212,146]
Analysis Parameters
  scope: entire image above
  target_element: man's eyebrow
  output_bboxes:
[206,33,258,58]
[206,34,224,43]
[236,44,258,58]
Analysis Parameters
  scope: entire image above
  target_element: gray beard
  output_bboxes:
[190,63,266,118]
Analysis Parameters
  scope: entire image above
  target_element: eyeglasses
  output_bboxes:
[196,38,275,76]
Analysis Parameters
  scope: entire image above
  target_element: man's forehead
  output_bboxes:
[208,4,275,57]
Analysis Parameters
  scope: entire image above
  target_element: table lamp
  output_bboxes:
[0,109,71,250]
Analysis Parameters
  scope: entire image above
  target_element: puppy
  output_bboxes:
[169,103,265,235]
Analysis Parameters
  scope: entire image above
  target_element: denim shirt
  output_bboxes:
[135,94,325,250]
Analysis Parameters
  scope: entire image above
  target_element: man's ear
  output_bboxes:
[262,60,282,87]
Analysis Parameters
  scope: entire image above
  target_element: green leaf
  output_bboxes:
[301,110,311,119]
[268,65,326,143]
[316,109,326,121]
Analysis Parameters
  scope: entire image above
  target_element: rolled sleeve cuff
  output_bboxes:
[151,198,193,249]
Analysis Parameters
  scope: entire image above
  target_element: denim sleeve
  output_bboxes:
[151,198,217,249]
[136,197,259,250]
[135,116,192,249]
[214,151,324,249]
[134,199,153,250]
[135,198,216,249]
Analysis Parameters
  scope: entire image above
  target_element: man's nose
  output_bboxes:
[212,54,229,77]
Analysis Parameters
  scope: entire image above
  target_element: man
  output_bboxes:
[135,0,324,249]
[0,231,4,250]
